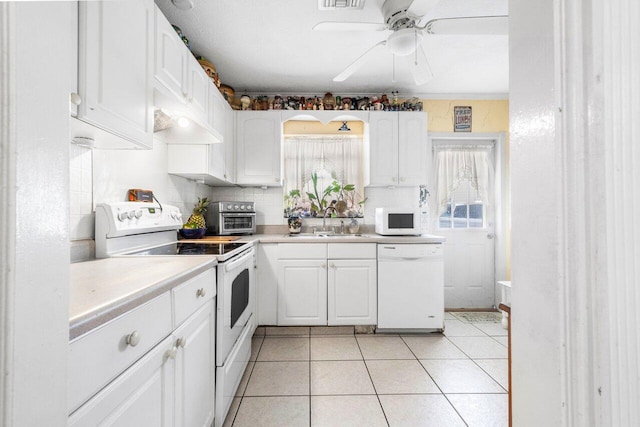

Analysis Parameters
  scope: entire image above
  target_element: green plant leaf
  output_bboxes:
[343,184,355,191]
[307,192,317,200]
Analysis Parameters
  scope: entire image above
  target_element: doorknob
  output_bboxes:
[487,232,495,239]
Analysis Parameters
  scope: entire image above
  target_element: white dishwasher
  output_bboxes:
[377,243,444,332]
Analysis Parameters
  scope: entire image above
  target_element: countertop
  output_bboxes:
[69,256,217,340]
[69,232,443,339]
[234,233,446,244]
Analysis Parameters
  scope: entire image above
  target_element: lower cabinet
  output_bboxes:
[278,259,328,325]
[274,243,377,326]
[328,259,377,325]
[173,301,215,427]
[69,301,215,427]
[69,269,216,426]
[69,334,175,426]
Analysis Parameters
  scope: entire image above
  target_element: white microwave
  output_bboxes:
[375,207,423,236]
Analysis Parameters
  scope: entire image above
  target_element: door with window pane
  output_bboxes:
[434,142,496,309]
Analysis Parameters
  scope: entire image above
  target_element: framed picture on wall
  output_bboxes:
[454,106,472,132]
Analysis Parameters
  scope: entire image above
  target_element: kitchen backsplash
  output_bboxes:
[69,138,214,241]
[209,185,423,226]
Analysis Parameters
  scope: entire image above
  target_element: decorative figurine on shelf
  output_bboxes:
[306,98,315,110]
[323,92,335,110]
[240,95,251,110]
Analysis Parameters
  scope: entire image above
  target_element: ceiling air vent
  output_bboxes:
[318,0,365,10]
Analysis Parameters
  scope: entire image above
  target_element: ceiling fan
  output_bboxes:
[313,0,508,85]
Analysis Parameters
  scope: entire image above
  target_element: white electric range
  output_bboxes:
[95,201,255,427]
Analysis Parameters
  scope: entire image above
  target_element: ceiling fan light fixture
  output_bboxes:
[387,28,422,56]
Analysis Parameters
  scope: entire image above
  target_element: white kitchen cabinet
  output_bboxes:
[173,301,215,427]
[257,243,278,325]
[77,0,154,149]
[186,55,209,120]
[236,111,282,186]
[223,102,236,183]
[69,268,217,424]
[154,5,187,102]
[277,260,327,325]
[368,111,428,186]
[69,335,175,427]
[328,259,377,325]
[274,243,376,327]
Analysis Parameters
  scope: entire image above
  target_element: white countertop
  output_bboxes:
[69,233,443,339]
[69,256,217,340]
[237,233,445,244]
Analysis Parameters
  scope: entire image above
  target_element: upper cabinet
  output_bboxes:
[76,0,154,149]
[154,6,187,102]
[154,5,209,123]
[235,111,282,186]
[368,111,428,187]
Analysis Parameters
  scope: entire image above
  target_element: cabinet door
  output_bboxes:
[78,0,154,148]
[173,301,215,427]
[368,112,399,186]
[257,243,279,325]
[236,111,282,186]
[208,87,227,181]
[69,335,175,427]
[398,112,428,186]
[277,260,327,325]
[154,5,187,101]
[328,260,377,325]
[187,56,208,120]
[224,103,236,182]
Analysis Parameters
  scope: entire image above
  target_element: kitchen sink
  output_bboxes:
[282,233,370,238]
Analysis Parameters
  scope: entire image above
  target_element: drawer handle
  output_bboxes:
[125,331,141,347]
[196,288,206,298]
[176,337,187,348]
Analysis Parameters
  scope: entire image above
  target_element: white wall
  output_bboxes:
[1,2,73,425]
[209,186,422,227]
[70,139,215,241]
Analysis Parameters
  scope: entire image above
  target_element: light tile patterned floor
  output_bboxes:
[224,315,509,427]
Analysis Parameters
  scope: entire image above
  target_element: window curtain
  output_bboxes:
[434,146,494,216]
[283,135,364,207]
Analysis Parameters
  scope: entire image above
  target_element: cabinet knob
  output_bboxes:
[321,263,326,268]
[391,177,397,182]
[400,177,406,182]
[196,288,206,298]
[165,346,177,360]
[176,337,187,348]
[274,178,280,183]
[69,92,82,106]
[329,262,335,268]
[125,331,141,347]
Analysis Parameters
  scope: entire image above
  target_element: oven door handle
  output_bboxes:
[224,248,254,272]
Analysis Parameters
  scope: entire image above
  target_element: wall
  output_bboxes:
[70,138,214,242]
[2,2,73,425]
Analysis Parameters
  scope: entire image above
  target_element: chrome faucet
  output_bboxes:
[321,206,337,233]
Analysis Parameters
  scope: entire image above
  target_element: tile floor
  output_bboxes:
[223,312,508,427]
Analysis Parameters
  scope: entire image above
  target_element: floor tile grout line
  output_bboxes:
[355,334,391,427]
[400,334,470,427]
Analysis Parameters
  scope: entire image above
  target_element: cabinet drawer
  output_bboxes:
[173,268,216,326]
[68,292,172,414]
[328,243,377,259]
[278,243,327,259]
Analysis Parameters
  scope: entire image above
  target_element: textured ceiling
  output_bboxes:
[155,0,508,97]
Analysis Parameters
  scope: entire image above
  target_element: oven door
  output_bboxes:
[216,247,254,365]
[220,213,256,235]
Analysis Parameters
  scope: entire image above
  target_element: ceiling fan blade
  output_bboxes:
[425,16,508,35]
[406,0,442,18]
[333,40,387,82]
[404,44,433,85]
[313,22,387,31]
